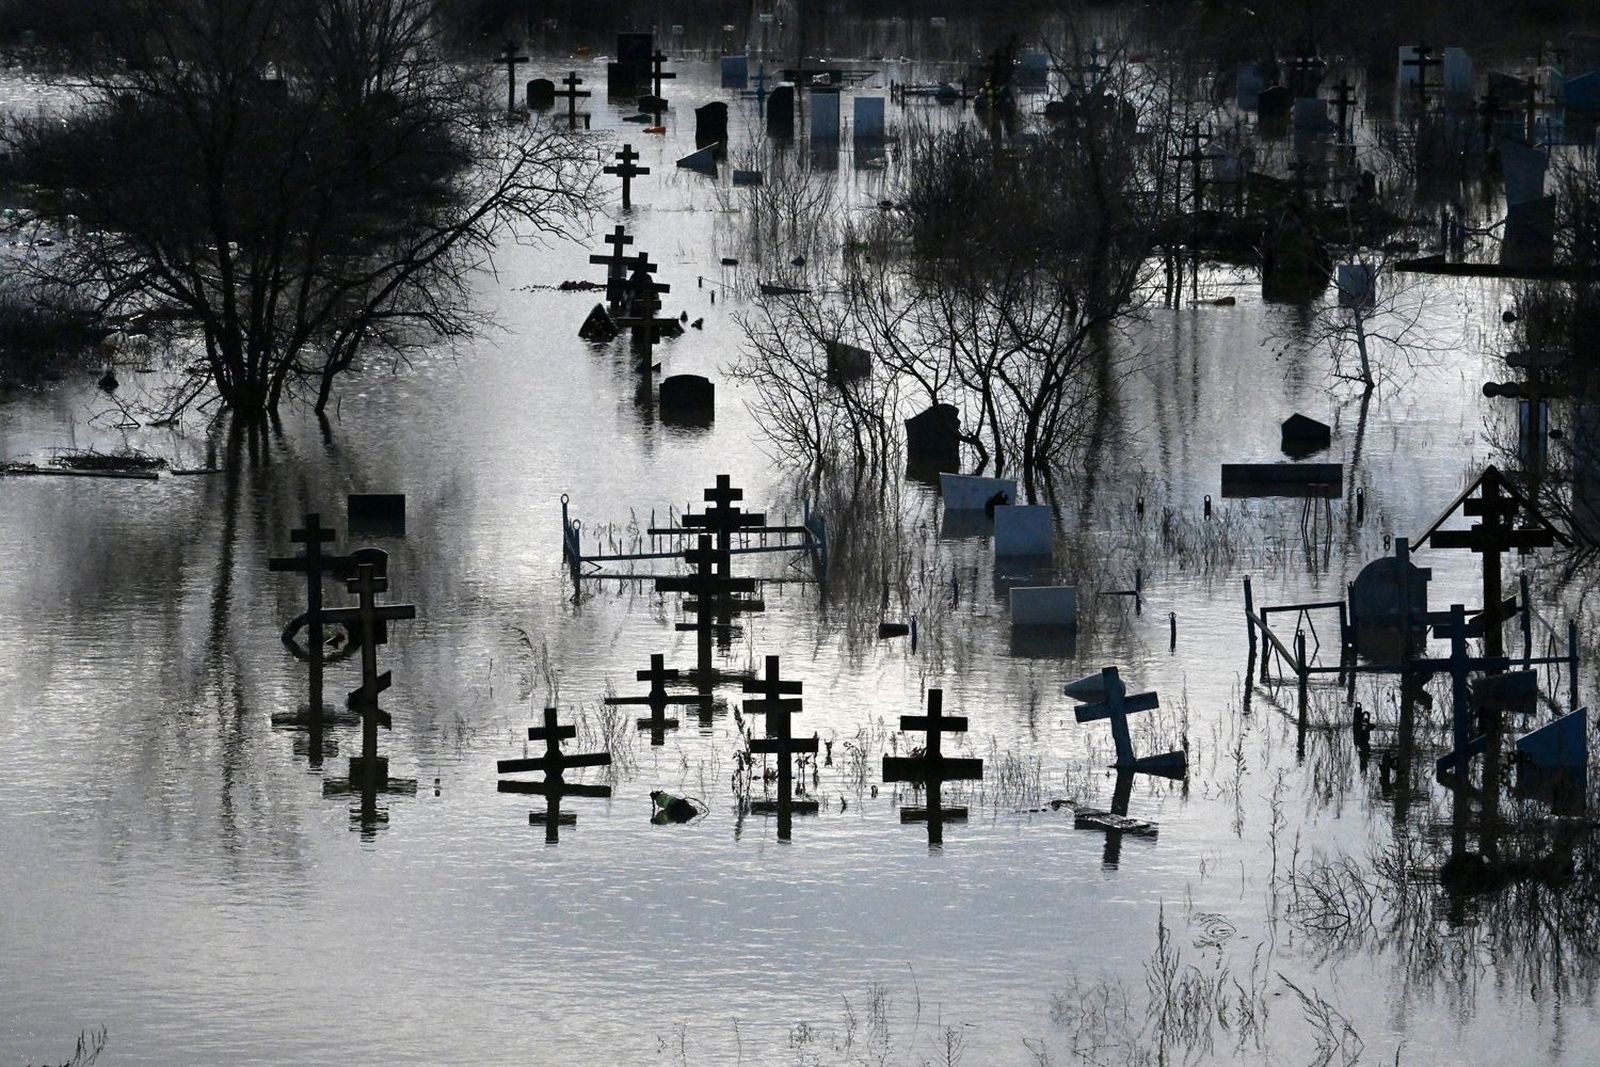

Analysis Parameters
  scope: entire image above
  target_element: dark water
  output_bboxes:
[1,57,1588,1066]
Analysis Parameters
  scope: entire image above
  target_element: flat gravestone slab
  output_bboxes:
[1516,707,1588,770]
[1010,586,1077,628]
[1220,462,1342,498]
[939,473,1017,511]
[721,55,748,89]
[810,89,841,142]
[993,505,1053,557]
[853,96,886,140]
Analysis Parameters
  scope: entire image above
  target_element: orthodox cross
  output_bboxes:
[751,64,771,110]
[322,560,416,787]
[1414,465,1567,659]
[1071,667,1187,776]
[1329,75,1356,139]
[658,535,763,679]
[649,48,676,100]
[1521,75,1558,143]
[686,475,768,578]
[587,225,642,310]
[613,262,675,359]
[1413,605,1510,780]
[495,40,529,114]
[605,143,650,209]
[881,689,984,845]
[1402,45,1442,105]
[603,653,711,743]
[742,655,817,840]
[497,707,613,842]
[554,70,590,130]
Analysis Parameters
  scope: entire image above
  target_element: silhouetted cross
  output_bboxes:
[605,143,650,209]
[497,707,613,842]
[495,40,529,114]
[650,48,676,99]
[268,512,339,747]
[554,70,591,129]
[882,688,984,845]
[603,653,712,743]
[743,656,816,839]
[323,561,416,782]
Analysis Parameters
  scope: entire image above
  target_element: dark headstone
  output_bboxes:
[606,62,638,96]
[660,374,714,422]
[1280,413,1332,457]
[904,403,961,475]
[616,32,653,83]
[1257,85,1293,122]
[579,303,619,341]
[1219,462,1343,497]
[637,94,669,113]
[767,85,795,139]
[526,78,555,109]
[676,144,718,176]
[1350,553,1430,659]
[347,494,406,538]
[695,102,729,149]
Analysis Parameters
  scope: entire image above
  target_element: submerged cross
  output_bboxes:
[684,475,767,578]
[603,653,712,743]
[659,535,762,675]
[497,707,613,842]
[650,48,676,100]
[605,143,650,209]
[1072,666,1187,777]
[322,561,416,783]
[495,40,529,114]
[268,512,339,745]
[1403,45,1441,105]
[1329,76,1355,138]
[554,70,591,129]
[742,655,816,839]
[881,689,984,845]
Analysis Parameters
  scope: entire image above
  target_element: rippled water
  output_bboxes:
[1,56,1589,1066]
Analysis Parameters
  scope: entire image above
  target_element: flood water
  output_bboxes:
[1,55,1593,1067]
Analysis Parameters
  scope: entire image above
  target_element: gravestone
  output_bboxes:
[348,493,405,537]
[1349,538,1431,658]
[1236,62,1269,110]
[824,339,872,380]
[1010,587,1077,628]
[905,404,961,474]
[1516,707,1588,770]
[695,102,729,148]
[767,85,795,138]
[939,473,1017,511]
[1257,85,1293,124]
[810,89,841,143]
[1017,52,1049,91]
[1443,48,1474,98]
[1280,413,1332,457]
[721,55,749,89]
[1220,463,1343,498]
[853,96,886,141]
[732,170,763,186]
[882,689,984,845]
[993,505,1053,557]
[659,374,715,420]
[579,303,619,341]
[607,63,638,96]
[1293,97,1330,132]
[676,144,719,176]
[1566,72,1600,113]
[1337,262,1377,306]
[1501,140,1548,206]
[526,78,555,109]
[616,32,653,86]
[638,94,669,113]
[1072,667,1187,776]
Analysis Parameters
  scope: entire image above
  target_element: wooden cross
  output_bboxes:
[1521,75,1558,143]
[659,535,763,677]
[649,48,676,100]
[751,64,771,109]
[495,40,529,114]
[1072,667,1187,776]
[603,653,712,743]
[604,143,650,209]
[1329,76,1356,138]
[554,70,590,130]
[881,688,984,845]
[1179,123,1206,213]
[742,655,817,839]
[684,475,768,578]
[268,513,339,750]
[322,561,417,786]
[587,225,643,309]
[1415,466,1567,659]
[497,707,613,842]
[1402,45,1442,105]
[1412,605,1511,779]
[613,263,676,358]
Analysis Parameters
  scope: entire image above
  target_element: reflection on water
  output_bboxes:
[1,55,1596,1067]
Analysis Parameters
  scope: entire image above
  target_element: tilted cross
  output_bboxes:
[604,143,650,209]
[742,655,816,839]
[881,688,984,845]
[495,40,529,114]
[587,225,641,309]
[1072,667,1187,777]
[650,48,676,100]
[554,70,591,130]
[603,653,712,743]
[497,707,613,842]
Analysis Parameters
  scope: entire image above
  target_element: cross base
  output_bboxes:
[529,811,579,826]
[749,799,820,816]
[900,806,968,822]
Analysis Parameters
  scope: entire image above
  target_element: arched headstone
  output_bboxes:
[695,102,729,149]
[1350,552,1430,659]
[526,78,555,109]
[660,374,714,424]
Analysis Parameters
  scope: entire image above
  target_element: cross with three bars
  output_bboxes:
[605,143,650,209]
[495,40,529,114]
[603,653,712,743]
[657,534,763,678]
[1413,604,1512,780]
[322,561,417,787]
[1402,45,1442,105]
[588,225,645,310]
[554,70,591,130]
[649,49,676,100]
[881,689,984,845]
[1070,667,1187,777]
[1329,75,1355,138]
[614,260,676,359]
[742,655,817,839]
[497,707,613,842]
[267,513,338,741]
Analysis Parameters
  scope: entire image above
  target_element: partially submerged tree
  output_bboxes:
[5,0,600,420]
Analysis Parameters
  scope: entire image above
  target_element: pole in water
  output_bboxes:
[1203,494,1212,519]
[1169,611,1177,651]
[1136,495,1145,519]
[1355,488,1366,526]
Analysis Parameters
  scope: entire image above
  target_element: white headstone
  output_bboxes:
[810,90,840,143]
[1010,587,1078,628]
[939,473,1017,511]
[853,96,886,140]
[1443,48,1473,97]
[993,505,1053,557]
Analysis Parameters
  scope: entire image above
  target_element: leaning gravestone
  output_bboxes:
[579,303,619,341]
[676,144,718,175]
[905,403,960,473]
[1280,413,1331,457]
[695,102,729,148]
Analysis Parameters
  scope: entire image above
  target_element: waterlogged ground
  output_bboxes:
[1,56,1594,1067]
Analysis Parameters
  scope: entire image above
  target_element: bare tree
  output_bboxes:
[4,0,600,421]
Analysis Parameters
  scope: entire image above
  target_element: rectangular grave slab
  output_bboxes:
[853,96,886,140]
[721,55,749,89]
[1443,48,1473,97]
[1516,707,1588,770]
[810,89,841,142]
[1220,463,1343,498]
[993,505,1053,557]
[939,473,1018,511]
[1010,586,1078,628]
